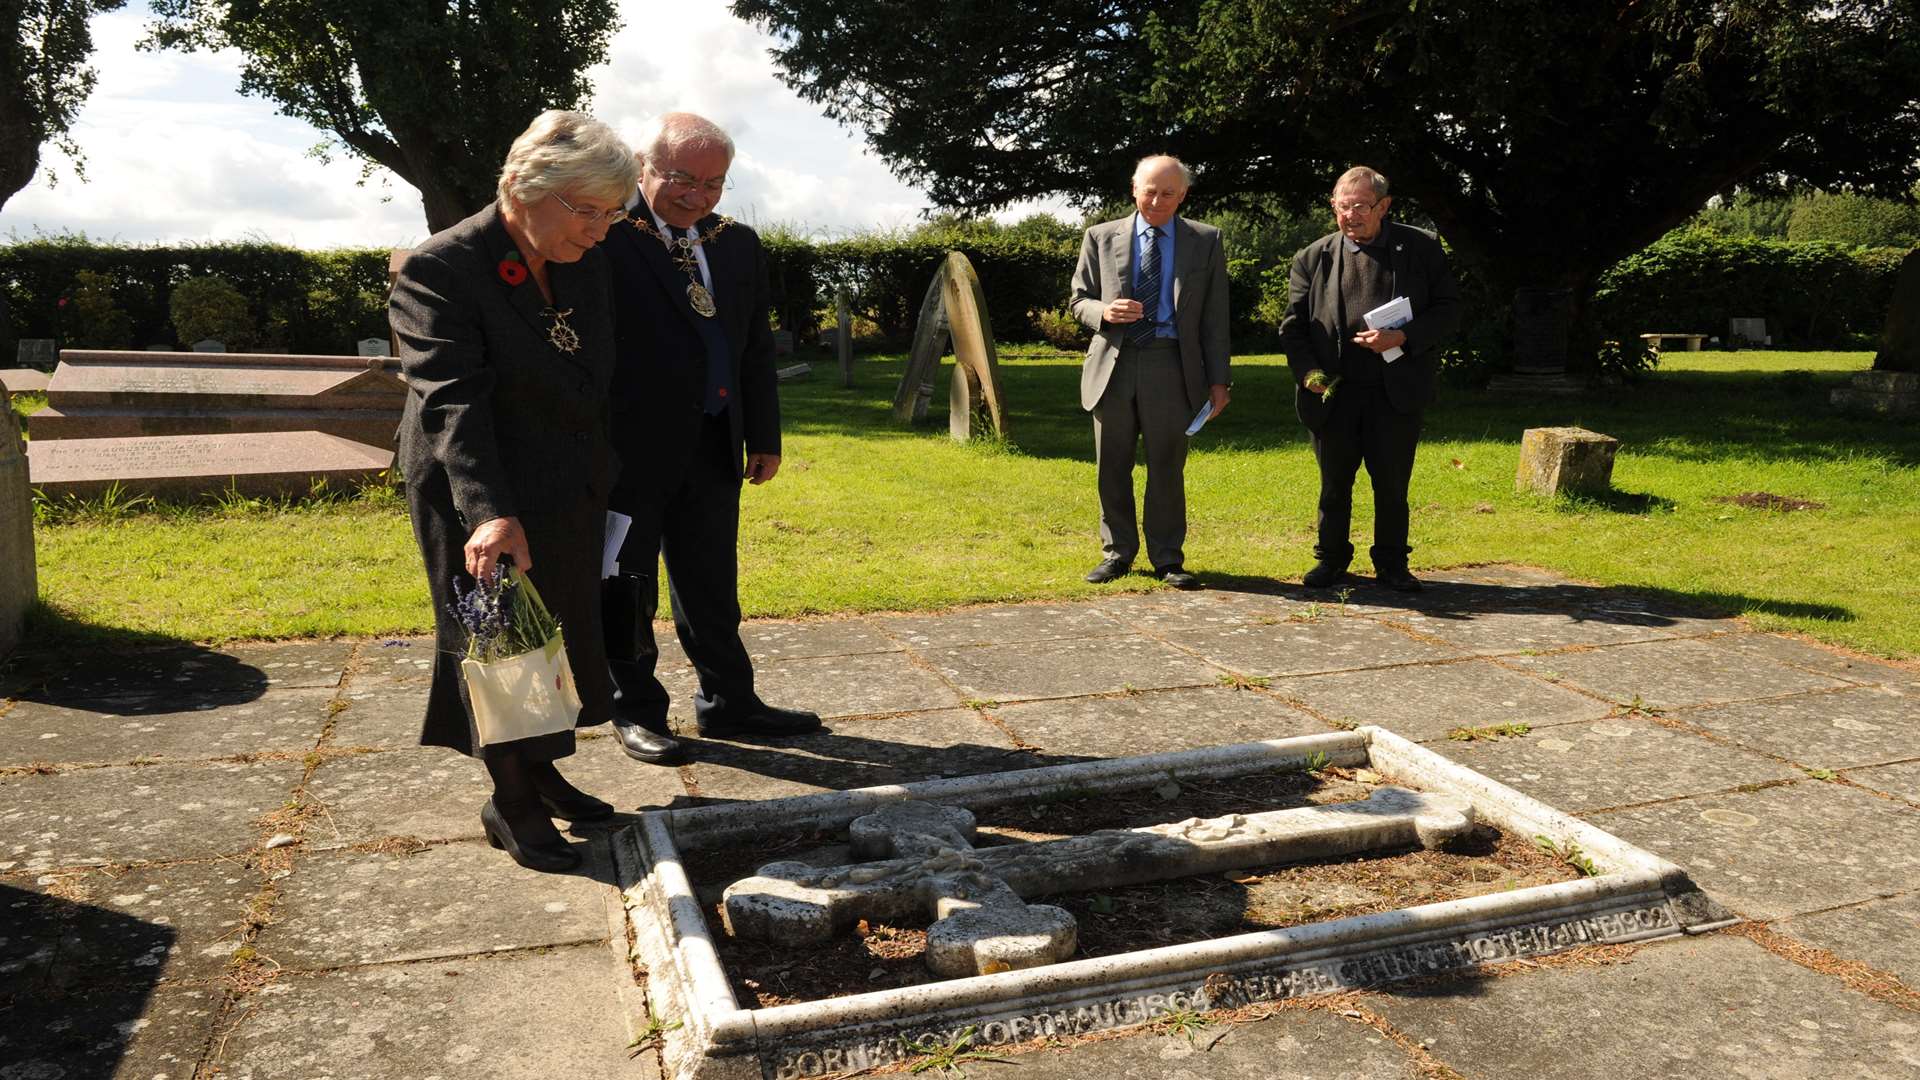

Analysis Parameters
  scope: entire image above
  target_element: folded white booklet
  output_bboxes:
[602,510,633,579]
[1363,296,1414,362]
[1185,400,1214,437]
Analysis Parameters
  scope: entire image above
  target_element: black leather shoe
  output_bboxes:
[1084,557,1131,584]
[1377,568,1424,593]
[699,703,823,739]
[480,798,581,873]
[539,789,615,822]
[611,718,689,765]
[1302,561,1349,588]
[1154,566,1201,589]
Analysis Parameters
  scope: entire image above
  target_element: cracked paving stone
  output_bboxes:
[1093,588,1333,633]
[1499,637,1850,710]
[1678,685,1919,771]
[742,616,900,658]
[882,603,1129,647]
[1167,617,1460,678]
[1373,934,1920,1079]
[1591,779,1920,920]
[0,981,222,1080]
[300,748,495,848]
[1843,759,1920,804]
[1274,658,1610,741]
[749,650,964,718]
[680,708,1022,803]
[925,634,1222,702]
[1,760,304,871]
[325,685,431,749]
[1433,715,1803,812]
[0,687,333,766]
[1776,892,1920,991]
[257,841,611,969]
[1714,633,1920,687]
[31,858,257,988]
[989,686,1326,759]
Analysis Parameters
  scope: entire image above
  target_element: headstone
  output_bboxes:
[32,350,403,449]
[1832,251,1920,418]
[0,369,51,397]
[1515,426,1619,496]
[16,339,56,371]
[25,430,394,503]
[775,362,811,381]
[0,377,35,657]
[891,252,1010,440]
[724,787,1474,977]
[771,329,794,357]
[1728,317,1769,347]
[191,339,226,353]
[356,337,391,358]
[835,289,853,388]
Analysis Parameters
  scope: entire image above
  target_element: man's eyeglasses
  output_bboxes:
[1332,199,1381,215]
[549,191,628,224]
[650,164,731,195]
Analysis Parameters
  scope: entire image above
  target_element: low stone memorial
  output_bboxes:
[32,349,403,448]
[25,430,394,502]
[0,379,34,657]
[192,339,226,353]
[1832,248,1919,420]
[890,252,1009,440]
[618,728,1731,1079]
[0,369,51,397]
[1728,316,1769,346]
[16,339,56,370]
[356,338,390,358]
[1516,426,1618,496]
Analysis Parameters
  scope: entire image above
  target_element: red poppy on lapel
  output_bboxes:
[497,251,528,286]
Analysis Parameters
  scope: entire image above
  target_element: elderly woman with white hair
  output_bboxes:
[389,110,641,873]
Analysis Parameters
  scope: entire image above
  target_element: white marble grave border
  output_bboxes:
[612,728,1736,1080]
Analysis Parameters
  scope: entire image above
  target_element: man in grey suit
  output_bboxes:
[1070,155,1232,589]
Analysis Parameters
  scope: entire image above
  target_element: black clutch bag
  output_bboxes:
[600,571,659,665]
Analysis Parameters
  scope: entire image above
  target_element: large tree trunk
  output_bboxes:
[0,103,42,214]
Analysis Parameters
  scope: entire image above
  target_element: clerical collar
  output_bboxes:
[1342,224,1392,254]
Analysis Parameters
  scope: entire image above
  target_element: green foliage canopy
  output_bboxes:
[143,0,620,232]
[0,0,126,210]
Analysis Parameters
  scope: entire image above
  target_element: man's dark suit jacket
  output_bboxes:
[390,201,617,757]
[602,208,781,508]
[1278,221,1461,432]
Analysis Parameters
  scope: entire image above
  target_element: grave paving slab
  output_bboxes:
[0,687,333,765]
[325,683,431,748]
[545,733,691,815]
[1373,934,1920,1080]
[924,634,1223,702]
[258,840,611,970]
[749,649,966,718]
[743,615,900,658]
[1273,658,1612,741]
[34,858,255,988]
[339,637,435,689]
[1092,588,1321,632]
[989,685,1327,759]
[213,946,635,1080]
[1715,631,1920,686]
[990,1005,1418,1079]
[680,708,1024,803]
[1383,604,1712,655]
[881,603,1129,648]
[1431,715,1805,812]
[1166,617,1461,678]
[1776,893,1920,990]
[0,981,223,1080]
[1500,636,1851,709]
[1591,779,1920,920]
[1678,685,1919,770]
[219,640,358,689]
[2,643,328,700]
[1844,759,1920,804]
[300,747,494,847]
[0,760,303,872]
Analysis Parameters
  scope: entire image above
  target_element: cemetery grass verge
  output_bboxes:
[22,348,1920,659]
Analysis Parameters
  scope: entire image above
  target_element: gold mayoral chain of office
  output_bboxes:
[625,214,734,318]
[542,308,581,354]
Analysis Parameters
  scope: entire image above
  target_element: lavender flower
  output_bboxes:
[447,564,564,663]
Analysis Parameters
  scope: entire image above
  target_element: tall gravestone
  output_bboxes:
[1832,249,1919,419]
[0,377,35,657]
[891,252,1009,440]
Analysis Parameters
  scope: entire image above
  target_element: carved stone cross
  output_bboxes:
[721,786,1474,978]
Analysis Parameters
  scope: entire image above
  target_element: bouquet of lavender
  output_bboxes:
[449,563,581,746]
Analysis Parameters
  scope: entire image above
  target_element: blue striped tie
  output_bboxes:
[1129,226,1161,344]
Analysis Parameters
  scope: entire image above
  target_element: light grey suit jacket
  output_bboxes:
[1070,214,1232,412]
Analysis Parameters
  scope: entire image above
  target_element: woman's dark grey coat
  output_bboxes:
[389,202,618,760]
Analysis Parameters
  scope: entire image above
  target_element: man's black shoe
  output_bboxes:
[1302,561,1349,588]
[611,718,688,765]
[1377,568,1424,593]
[1154,565,1201,589]
[1084,557,1131,584]
[698,704,823,739]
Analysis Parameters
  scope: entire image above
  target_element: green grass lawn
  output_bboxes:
[18,348,1920,659]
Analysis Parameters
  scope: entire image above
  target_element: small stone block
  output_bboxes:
[0,368,50,395]
[1515,425,1619,496]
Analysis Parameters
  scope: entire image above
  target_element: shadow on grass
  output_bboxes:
[1552,490,1678,514]
[2,601,272,711]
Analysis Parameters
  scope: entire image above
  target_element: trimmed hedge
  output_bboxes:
[3,230,1908,364]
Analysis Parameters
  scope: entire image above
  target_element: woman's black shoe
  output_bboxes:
[480,798,581,873]
[539,789,615,822]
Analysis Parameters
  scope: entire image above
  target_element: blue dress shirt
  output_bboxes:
[1132,213,1178,340]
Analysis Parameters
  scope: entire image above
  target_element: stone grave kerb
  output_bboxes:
[0,382,36,657]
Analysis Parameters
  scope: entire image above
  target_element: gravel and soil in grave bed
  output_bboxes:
[676,768,1583,1008]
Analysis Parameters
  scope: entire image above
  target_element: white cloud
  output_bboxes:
[0,1,1074,248]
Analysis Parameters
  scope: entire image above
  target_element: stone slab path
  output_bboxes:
[3,565,1915,1079]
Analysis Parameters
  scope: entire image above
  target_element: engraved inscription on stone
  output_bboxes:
[25,431,393,502]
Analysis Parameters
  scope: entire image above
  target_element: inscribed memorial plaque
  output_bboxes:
[26,431,393,502]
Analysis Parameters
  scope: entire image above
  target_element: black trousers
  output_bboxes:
[606,416,757,723]
[1309,384,1423,569]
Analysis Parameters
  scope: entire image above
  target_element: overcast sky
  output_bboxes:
[0,2,1070,249]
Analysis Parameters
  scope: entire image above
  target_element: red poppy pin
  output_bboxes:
[56,297,69,308]
[717,387,728,399]
[497,250,528,286]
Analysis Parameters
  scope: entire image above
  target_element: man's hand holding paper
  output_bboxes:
[1358,296,1414,361]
